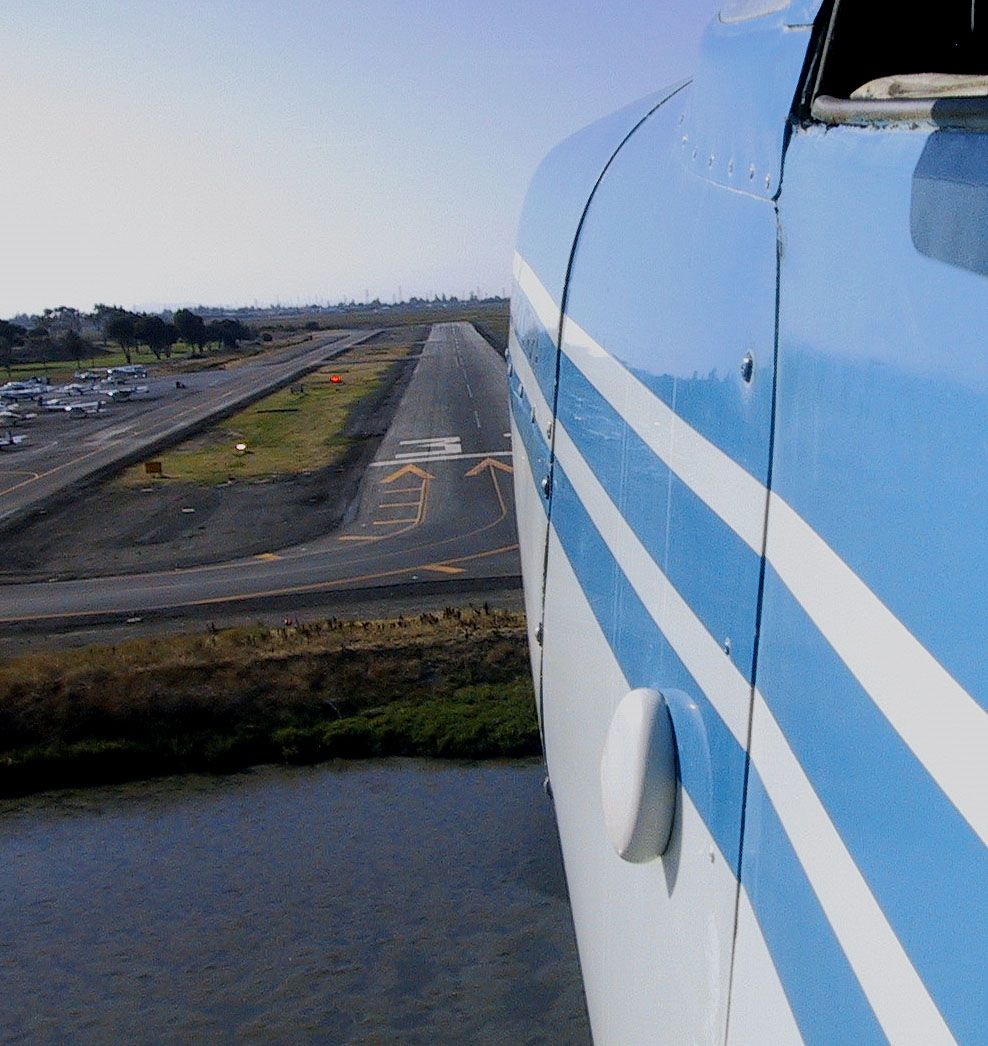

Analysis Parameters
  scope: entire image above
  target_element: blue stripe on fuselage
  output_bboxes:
[555,350,763,682]
[741,769,888,1046]
[757,567,988,1044]
[509,385,886,1042]
[511,386,745,869]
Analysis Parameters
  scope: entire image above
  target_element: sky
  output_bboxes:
[0,1,715,317]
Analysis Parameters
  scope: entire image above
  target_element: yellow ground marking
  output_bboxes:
[0,543,521,623]
[254,552,282,561]
[422,563,466,575]
[382,463,436,484]
[338,464,435,544]
[1,426,518,623]
[464,457,513,477]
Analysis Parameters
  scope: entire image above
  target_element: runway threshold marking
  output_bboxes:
[369,450,511,468]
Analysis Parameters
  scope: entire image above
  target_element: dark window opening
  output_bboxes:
[818,0,988,100]
[809,0,988,124]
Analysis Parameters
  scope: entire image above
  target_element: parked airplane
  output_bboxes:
[41,399,103,415]
[510,1,987,1042]
[105,364,148,382]
[0,377,49,402]
[104,384,148,401]
[0,431,26,449]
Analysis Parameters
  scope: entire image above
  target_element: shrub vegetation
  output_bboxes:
[0,607,537,796]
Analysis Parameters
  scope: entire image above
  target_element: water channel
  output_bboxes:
[0,760,590,1043]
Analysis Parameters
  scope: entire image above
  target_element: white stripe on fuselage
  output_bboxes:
[509,287,954,1043]
[513,249,988,857]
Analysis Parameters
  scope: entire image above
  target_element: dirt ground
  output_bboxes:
[0,327,430,583]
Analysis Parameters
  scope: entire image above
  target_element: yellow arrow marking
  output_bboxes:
[423,563,466,575]
[382,463,436,483]
[254,552,282,561]
[465,457,513,477]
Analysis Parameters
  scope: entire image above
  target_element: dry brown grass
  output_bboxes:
[0,608,537,795]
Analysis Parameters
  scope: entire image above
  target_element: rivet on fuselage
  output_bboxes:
[740,353,754,384]
[541,473,552,498]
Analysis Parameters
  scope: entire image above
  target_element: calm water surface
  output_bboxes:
[0,760,590,1044]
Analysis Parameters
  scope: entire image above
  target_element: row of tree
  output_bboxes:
[0,308,255,374]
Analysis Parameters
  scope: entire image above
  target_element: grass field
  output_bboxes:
[117,339,413,487]
[258,301,510,352]
[0,607,537,796]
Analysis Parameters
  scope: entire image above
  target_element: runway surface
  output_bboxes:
[0,323,519,630]
[0,330,377,534]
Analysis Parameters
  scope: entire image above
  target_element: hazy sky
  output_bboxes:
[1,1,715,317]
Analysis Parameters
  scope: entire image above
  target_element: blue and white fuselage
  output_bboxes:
[509,1,988,1041]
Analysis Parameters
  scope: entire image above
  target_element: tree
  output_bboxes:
[26,326,52,371]
[45,306,82,334]
[133,314,176,360]
[173,309,207,354]
[60,329,89,368]
[104,315,136,363]
[0,320,25,377]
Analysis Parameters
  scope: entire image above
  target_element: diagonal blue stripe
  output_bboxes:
[741,769,888,1046]
[555,350,763,682]
[758,568,988,1044]
[510,372,886,1044]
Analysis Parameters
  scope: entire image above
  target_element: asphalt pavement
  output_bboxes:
[0,330,377,534]
[0,323,520,631]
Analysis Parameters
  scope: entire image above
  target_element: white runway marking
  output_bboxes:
[395,436,462,459]
[370,450,512,468]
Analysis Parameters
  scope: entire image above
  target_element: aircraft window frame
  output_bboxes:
[805,0,988,128]
[718,0,789,24]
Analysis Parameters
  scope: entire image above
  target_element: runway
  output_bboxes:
[0,323,520,631]
[0,329,378,535]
